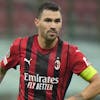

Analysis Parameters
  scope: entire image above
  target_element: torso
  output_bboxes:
[18,35,71,100]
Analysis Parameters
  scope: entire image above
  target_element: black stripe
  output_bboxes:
[24,36,34,100]
[34,52,50,100]
[63,44,73,99]
[64,72,73,96]
[52,40,63,100]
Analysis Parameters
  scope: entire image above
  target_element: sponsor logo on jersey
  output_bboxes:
[24,73,59,90]
[24,58,32,66]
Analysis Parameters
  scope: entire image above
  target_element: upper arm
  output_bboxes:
[69,45,90,74]
[80,65,98,82]
[0,38,21,70]
[89,73,100,83]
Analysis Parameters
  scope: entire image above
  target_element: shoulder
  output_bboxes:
[12,37,22,46]
[19,35,36,44]
[63,40,78,52]
[69,43,78,53]
[9,37,22,54]
[63,41,83,59]
[11,37,22,49]
[12,36,31,48]
[10,36,30,52]
[59,39,79,53]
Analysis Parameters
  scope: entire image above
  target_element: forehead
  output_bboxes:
[40,10,62,19]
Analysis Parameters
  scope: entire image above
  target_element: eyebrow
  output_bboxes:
[54,18,61,22]
[44,18,52,21]
[44,18,61,22]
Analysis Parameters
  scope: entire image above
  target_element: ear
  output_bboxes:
[34,18,40,27]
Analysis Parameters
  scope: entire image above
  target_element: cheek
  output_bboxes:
[57,24,62,31]
[59,23,62,28]
[40,22,46,29]
[41,24,49,31]
[39,25,47,34]
[38,23,45,30]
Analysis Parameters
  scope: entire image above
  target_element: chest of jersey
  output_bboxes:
[20,47,69,78]
[17,36,72,100]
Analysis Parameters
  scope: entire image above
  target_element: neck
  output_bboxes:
[37,36,58,49]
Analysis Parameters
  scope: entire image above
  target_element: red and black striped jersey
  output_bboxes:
[1,34,89,100]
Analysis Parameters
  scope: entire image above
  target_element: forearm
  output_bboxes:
[80,74,100,99]
[0,62,7,83]
[65,94,85,100]
[66,74,100,100]
[0,62,2,83]
[0,68,3,83]
[0,74,4,83]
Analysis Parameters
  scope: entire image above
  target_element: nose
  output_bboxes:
[50,28,56,32]
[50,22,56,29]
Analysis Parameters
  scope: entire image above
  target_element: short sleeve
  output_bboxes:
[69,45,90,75]
[1,38,21,70]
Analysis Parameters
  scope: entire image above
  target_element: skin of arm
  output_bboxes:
[65,73,100,100]
[0,62,7,83]
[81,73,100,99]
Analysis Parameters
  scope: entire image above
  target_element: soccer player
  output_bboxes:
[0,1,100,100]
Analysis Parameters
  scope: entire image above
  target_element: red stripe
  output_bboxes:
[18,37,28,100]
[46,45,57,100]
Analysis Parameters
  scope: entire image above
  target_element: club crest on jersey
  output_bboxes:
[54,57,61,70]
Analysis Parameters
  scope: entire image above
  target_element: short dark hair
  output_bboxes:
[37,1,61,18]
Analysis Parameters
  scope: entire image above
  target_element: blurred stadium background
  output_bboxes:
[0,0,100,100]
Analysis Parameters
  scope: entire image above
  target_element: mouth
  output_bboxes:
[48,32,57,38]
[48,30,57,35]
[50,32,57,35]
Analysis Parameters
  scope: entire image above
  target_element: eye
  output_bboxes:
[44,18,52,22]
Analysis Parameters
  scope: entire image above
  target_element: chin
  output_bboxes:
[48,35,56,39]
[47,38,57,43]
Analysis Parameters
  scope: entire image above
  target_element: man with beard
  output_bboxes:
[0,1,100,100]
